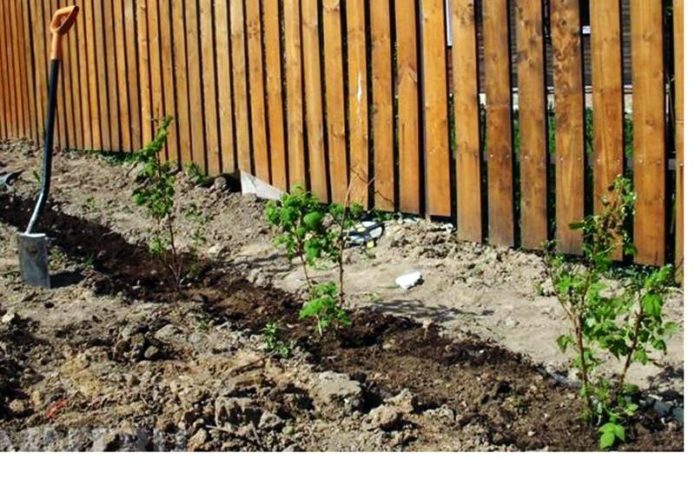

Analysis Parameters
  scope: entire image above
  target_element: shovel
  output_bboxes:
[18,6,79,288]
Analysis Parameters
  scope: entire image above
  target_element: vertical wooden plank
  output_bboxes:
[67,0,83,149]
[264,0,288,189]
[346,0,369,205]
[77,0,92,149]
[20,1,38,143]
[215,0,235,173]
[9,0,26,140]
[186,0,206,167]
[301,0,327,200]
[231,0,252,174]
[125,0,141,151]
[421,0,451,217]
[516,0,548,249]
[0,0,9,139]
[322,0,348,201]
[159,0,178,161]
[172,0,190,161]
[148,0,164,153]
[103,0,120,149]
[3,0,18,138]
[483,0,514,246]
[674,0,684,276]
[370,0,395,211]
[550,0,585,255]
[114,0,131,151]
[591,0,624,224]
[284,0,305,187]
[248,0,271,183]
[87,0,103,147]
[452,0,483,242]
[34,0,48,143]
[199,0,220,173]
[395,0,420,214]
[94,0,112,149]
[16,0,31,139]
[60,0,76,148]
[631,0,666,266]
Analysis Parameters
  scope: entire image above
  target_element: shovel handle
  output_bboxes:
[50,6,79,60]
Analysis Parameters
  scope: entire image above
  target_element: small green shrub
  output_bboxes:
[262,322,294,359]
[299,282,350,336]
[545,177,679,450]
[266,186,364,335]
[132,117,187,288]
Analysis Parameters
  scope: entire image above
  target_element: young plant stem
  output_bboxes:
[617,300,645,398]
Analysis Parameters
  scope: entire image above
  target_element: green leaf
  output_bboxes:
[599,430,616,450]
[303,211,324,230]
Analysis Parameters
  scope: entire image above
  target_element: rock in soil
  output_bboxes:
[309,372,364,418]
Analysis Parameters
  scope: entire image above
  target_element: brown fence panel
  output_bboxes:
[159,0,177,161]
[421,0,451,218]
[452,0,483,243]
[264,0,288,190]
[301,0,327,201]
[284,0,305,187]
[0,0,681,269]
[550,0,585,255]
[172,0,191,163]
[200,0,221,173]
[322,0,348,202]
[591,0,624,259]
[247,0,271,183]
[370,0,395,211]
[346,0,369,206]
[215,0,235,174]
[395,0,421,215]
[483,0,514,246]
[516,0,548,250]
[674,0,684,277]
[631,0,666,266]
[186,0,206,169]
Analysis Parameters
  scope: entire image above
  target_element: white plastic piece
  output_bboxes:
[396,271,424,290]
[239,170,284,201]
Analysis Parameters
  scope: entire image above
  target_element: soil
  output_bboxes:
[0,141,684,451]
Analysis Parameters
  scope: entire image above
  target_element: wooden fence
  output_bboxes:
[0,0,684,267]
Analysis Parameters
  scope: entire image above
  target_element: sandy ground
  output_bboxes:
[0,141,683,393]
[0,141,685,452]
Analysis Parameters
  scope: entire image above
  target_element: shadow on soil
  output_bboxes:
[0,190,684,451]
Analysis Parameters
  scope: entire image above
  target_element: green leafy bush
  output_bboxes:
[545,177,679,450]
[262,323,294,359]
[266,186,364,334]
[132,117,187,288]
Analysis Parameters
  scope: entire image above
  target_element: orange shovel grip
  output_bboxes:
[50,6,80,60]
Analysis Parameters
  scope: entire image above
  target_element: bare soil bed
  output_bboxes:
[0,142,684,451]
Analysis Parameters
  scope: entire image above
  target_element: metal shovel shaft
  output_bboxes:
[25,59,60,235]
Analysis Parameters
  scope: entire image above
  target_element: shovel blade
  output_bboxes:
[18,233,50,288]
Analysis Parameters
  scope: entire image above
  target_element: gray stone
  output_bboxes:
[424,405,456,425]
[366,406,404,431]
[0,430,14,451]
[309,372,364,417]
[1,312,18,325]
[155,324,179,339]
[214,397,262,427]
[653,400,673,417]
[384,389,417,414]
[92,430,121,452]
[259,411,284,431]
[207,244,226,259]
[187,429,209,451]
[144,345,161,361]
[673,407,684,425]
